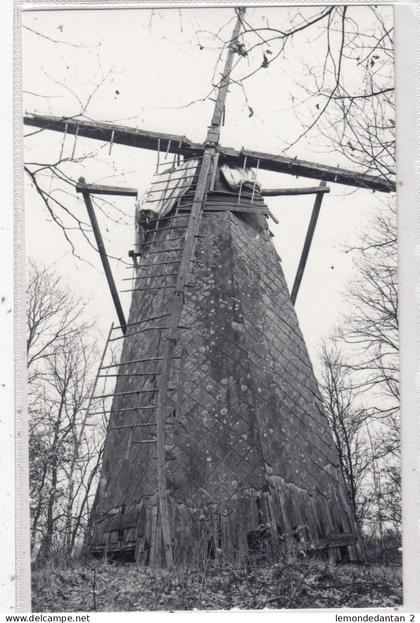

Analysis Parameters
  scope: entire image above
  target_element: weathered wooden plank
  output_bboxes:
[75,181,138,197]
[149,505,158,567]
[209,7,245,139]
[220,146,395,193]
[291,181,327,305]
[78,179,127,333]
[261,185,330,197]
[203,205,269,215]
[314,532,358,549]
[24,113,202,157]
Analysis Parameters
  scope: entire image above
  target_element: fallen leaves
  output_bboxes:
[32,559,402,612]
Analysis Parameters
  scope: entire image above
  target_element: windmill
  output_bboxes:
[24,7,395,569]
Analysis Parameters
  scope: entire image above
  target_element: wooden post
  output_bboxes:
[290,181,327,305]
[208,7,245,142]
[328,544,336,570]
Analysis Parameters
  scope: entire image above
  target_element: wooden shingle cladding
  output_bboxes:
[87,174,361,566]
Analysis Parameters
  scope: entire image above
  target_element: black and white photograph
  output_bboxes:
[19,2,404,612]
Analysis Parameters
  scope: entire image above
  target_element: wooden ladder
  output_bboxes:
[88,154,214,567]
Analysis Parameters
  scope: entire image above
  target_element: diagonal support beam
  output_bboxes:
[77,177,127,334]
[291,181,327,306]
[24,113,395,193]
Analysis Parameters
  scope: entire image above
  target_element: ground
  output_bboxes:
[32,559,402,611]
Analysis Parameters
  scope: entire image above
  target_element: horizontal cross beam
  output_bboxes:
[75,181,138,197]
[23,113,396,193]
[260,185,330,197]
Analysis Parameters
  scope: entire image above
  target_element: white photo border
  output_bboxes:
[4,0,419,614]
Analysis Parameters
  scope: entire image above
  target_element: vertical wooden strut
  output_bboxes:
[291,180,327,305]
[155,7,246,568]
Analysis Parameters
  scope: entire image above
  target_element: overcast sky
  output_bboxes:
[22,5,394,375]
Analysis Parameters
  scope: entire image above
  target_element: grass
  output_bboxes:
[31,559,402,611]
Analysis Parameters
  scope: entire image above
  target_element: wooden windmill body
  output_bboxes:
[24,8,395,568]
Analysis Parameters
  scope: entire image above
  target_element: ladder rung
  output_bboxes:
[94,386,177,399]
[122,273,178,281]
[100,355,181,369]
[122,325,170,332]
[148,178,195,188]
[112,424,155,430]
[89,406,161,415]
[145,183,195,195]
[111,313,170,329]
[142,237,185,246]
[151,177,196,187]
[147,247,183,254]
[98,372,162,378]
[109,326,169,341]
[100,356,162,369]
[122,285,175,292]
[93,388,160,399]
[114,325,188,335]
[154,162,200,172]
[146,225,187,233]
[111,422,175,430]
[133,439,157,444]
[151,172,197,183]
[144,196,188,204]
[130,260,181,269]
[151,214,190,222]
[155,161,199,172]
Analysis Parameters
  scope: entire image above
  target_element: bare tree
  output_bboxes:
[342,202,399,448]
[292,6,394,179]
[319,201,400,559]
[319,344,372,525]
[23,22,132,257]
[298,6,399,555]
[319,338,401,562]
[27,262,105,562]
[27,260,89,377]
